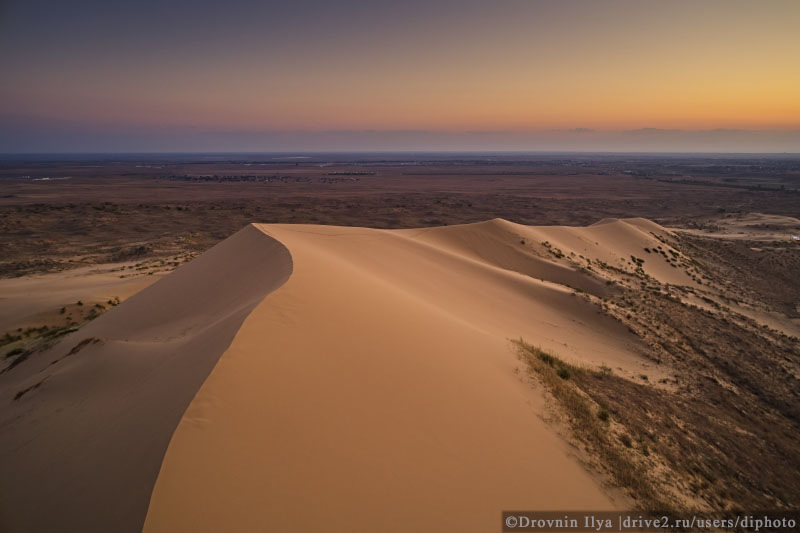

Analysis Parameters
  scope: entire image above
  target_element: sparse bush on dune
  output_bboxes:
[2,348,31,373]
[0,297,117,373]
[516,249,800,511]
[513,339,674,513]
[4,347,24,359]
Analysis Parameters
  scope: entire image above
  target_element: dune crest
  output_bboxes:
[143,219,673,533]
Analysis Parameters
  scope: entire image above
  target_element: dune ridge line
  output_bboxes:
[0,224,293,533]
[143,218,675,533]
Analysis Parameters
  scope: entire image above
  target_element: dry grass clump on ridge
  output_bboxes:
[514,339,676,513]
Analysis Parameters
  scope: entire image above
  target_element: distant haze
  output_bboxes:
[1,0,799,152]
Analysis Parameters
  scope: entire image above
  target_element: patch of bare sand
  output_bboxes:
[726,300,800,338]
[677,212,800,241]
[144,219,676,533]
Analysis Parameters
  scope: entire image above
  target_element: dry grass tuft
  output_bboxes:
[513,339,675,513]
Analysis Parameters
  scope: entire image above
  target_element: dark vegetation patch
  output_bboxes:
[1,349,31,374]
[13,377,47,401]
[517,327,800,513]
[65,337,102,358]
[515,340,675,512]
[515,219,800,513]
[3,347,24,358]
[109,244,153,262]
[575,358,800,511]
[679,235,800,318]
[566,240,800,512]
[43,336,103,370]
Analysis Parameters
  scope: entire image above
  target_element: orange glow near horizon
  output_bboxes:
[2,0,799,150]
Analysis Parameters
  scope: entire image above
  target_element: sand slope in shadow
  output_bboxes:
[0,225,292,533]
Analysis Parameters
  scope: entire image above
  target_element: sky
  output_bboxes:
[1,0,799,152]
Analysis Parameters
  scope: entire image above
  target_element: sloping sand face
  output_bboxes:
[2,218,676,532]
[143,220,664,533]
[0,225,292,533]
[0,263,166,336]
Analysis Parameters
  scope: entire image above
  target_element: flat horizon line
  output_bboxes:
[2,150,800,158]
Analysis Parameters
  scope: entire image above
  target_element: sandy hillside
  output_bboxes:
[1,218,684,533]
[0,262,167,336]
[0,225,292,533]
[673,212,800,336]
[144,219,673,533]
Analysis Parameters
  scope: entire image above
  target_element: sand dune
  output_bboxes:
[143,219,671,533]
[1,218,679,532]
[0,225,291,533]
